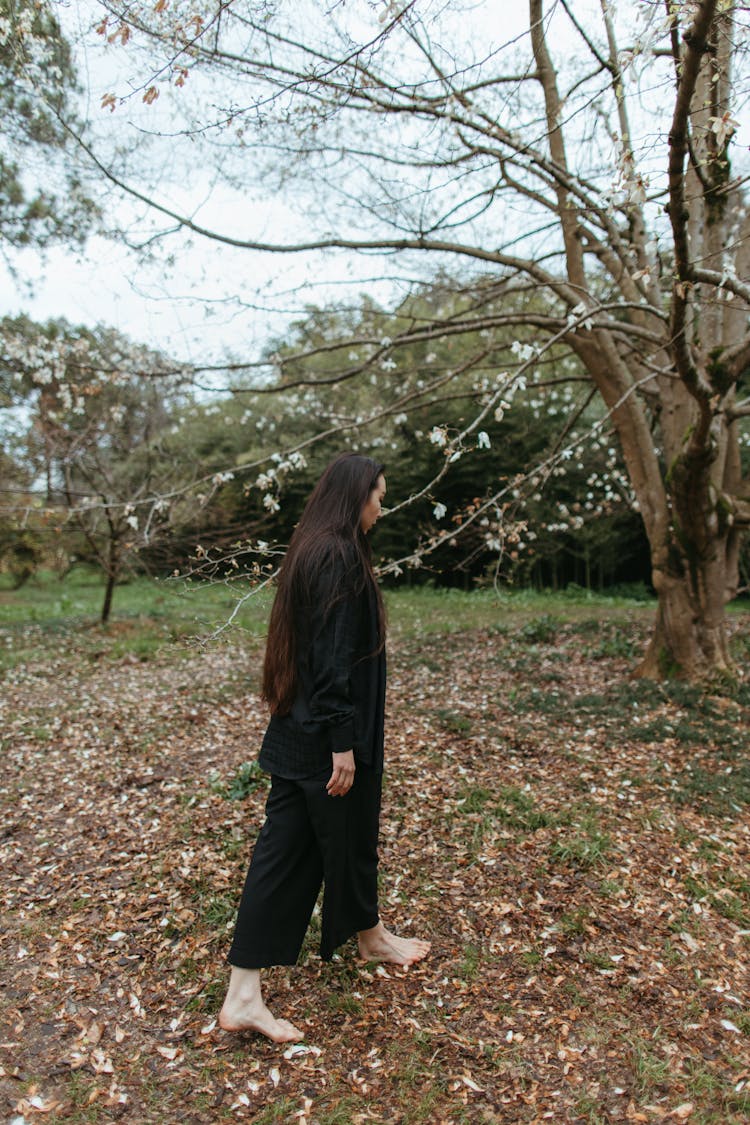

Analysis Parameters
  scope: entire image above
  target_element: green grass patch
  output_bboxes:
[584,624,637,659]
[435,707,473,734]
[455,782,551,835]
[517,613,561,643]
[381,583,654,641]
[627,1032,671,1095]
[671,762,750,817]
[219,760,269,801]
[0,569,273,671]
[0,573,662,685]
[683,870,750,926]
[549,815,611,870]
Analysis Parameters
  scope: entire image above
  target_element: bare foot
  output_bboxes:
[357,922,431,967]
[219,998,304,1043]
[219,967,304,1043]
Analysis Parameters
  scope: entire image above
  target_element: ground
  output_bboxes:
[1,583,749,1123]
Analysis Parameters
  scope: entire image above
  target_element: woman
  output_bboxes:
[219,452,430,1043]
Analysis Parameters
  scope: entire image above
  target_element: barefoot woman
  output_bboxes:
[219,453,430,1042]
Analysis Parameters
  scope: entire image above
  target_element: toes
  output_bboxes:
[273,1023,304,1044]
[218,1009,304,1043]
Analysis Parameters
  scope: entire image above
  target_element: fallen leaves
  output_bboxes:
[1,616,749,1121]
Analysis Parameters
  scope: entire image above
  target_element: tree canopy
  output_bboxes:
[0,0,96,248]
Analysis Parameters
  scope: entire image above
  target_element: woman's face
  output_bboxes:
[361,474,386,533]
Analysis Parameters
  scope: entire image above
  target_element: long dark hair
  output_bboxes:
[262,452,386,715]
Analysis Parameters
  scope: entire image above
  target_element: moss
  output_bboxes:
[706,149,731,226]
[657,644,683,679]
[714,492,734,536]
[665,451,685,489]
[707,347,734,396]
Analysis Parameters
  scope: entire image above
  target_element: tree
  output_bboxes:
[248,288,650,591]
[0,316,194,621]
[0,0,96,248]
[54,1,750,674]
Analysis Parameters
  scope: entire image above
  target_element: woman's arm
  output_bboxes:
[308,580,359,752]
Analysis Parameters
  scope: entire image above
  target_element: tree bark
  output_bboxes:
[639,568,733,678]
[101,534,120,624]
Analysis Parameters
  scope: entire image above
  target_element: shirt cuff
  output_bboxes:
[328,720,355,754]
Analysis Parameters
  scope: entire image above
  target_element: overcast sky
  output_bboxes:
[3,0,745,371]
[2,0,550,367]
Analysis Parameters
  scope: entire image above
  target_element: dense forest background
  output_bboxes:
[1,284,675,606]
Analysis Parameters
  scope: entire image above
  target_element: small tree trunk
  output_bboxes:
[101,569,117,624]
[101,535,120,624]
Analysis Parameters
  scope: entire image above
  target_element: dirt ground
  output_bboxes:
[1,613,749,1123]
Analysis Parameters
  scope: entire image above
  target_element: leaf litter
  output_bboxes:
[1,614,749,1122]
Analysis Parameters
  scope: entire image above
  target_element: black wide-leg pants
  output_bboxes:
[227,765,382,968]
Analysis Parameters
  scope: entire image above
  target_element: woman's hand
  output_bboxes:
[327,749,355,796]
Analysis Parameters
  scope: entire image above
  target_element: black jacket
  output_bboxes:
[258,544,386,778]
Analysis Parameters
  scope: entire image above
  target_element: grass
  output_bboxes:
[383,581,657,640]
[454,782,553,853]
[683,871,750,927]
[4,574,750,1125]
[0,568,273,671]
[628,1033,671,1095]
[222,760,269,801]
[6,571,750,659]
[672,762,750,815]
[548,815,611,870]
[458,942,481,981]
[0,570,664,676]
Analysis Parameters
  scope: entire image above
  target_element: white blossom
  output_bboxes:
[429,426,447,447]
[263,494,280,513]
[510,341,536,362]
[709,112,740,149]
[433,502,447,520]
[477,431,491,450]
[568,302,594,331]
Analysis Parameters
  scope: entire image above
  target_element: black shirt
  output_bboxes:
[259,544,386,779]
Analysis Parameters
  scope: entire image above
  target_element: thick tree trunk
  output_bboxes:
[634,434,738,679]
[638,568,734,679]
